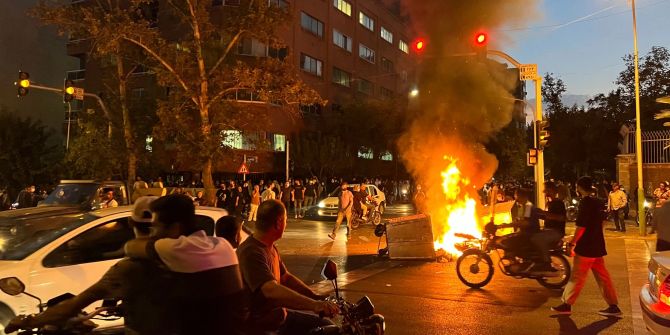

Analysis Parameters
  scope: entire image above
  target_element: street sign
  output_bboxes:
[73,87,84,101]
[519,64,538,81]
[238,162,249,174]
[527,148,538,166]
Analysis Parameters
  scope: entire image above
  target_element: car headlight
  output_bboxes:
[644,200,651,208]
[401,189,408,195]
[318,201,326,208]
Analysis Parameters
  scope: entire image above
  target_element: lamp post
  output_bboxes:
[631,0,646,235]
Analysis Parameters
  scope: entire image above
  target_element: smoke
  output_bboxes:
[397,1,540,222]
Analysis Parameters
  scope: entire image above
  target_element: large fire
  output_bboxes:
[432,160,513,256]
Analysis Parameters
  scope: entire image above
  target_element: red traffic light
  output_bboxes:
[413,38,426,53]
[474,32,488,46]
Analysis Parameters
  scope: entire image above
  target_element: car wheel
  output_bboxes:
[0,303,16,335]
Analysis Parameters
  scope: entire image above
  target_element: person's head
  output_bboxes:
[295,180,301,186]
[612,182,620,191]
[196,190,203,198]
[361,184,367,191]
[254,184,259,191]
[255,200,287,241]
[237,185,243,192]
[150,194,197,238]
[136,176,142,181]
[576,176,594,196]
[284,181,290,187]
[341,182,349,191]
[354,185,361,192]
[215,215,242,248]
[543,181,558,199]
[102,189,114,200]
[131,196,159,237]
[660,182,668,190]
[28,185,35,193]
[514,188,531,203]
[220,183,226,189]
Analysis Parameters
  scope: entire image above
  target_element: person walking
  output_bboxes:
[607,182,628,232]
[292,180,305,219]
[304,179,317,215]
[248,185,261,222]
[279,181,292,214]
[328,182,354,240]
[551,176,622,317]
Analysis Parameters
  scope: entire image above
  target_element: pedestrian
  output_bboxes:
[551,176,622,317]
[328,182,354,240]
[279,181,292,212]
[133,176,148,192]
[247,185,261,222]
[292,179,305,219]
[654,181,670,207]
[413,184,427,214]
[152,177,164,188]
[607,182,627,232]
[16,185,36,209]
[216,183,227,209]
[234,185,246,218]
[261,184,276,203]
[304,178,317,214]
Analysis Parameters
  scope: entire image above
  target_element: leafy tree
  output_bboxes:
[0,109,63,198]
[64,119,125,180]
[115,0,320,199]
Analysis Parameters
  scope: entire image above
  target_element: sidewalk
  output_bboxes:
[308,220,655,335]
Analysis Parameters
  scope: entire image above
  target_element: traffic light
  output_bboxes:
[473,31,488,60]
[412,38,426,54]
[536,120,550,150]
[63,79,75,103]
[16,71,30,97]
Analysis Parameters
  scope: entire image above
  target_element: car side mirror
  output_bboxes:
[0,277,25,296]
[321,260,338,281]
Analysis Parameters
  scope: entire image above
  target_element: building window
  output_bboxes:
[358,78,373,95]
[237,37,267,57]
[381,27,393,43]
[359,12,374,31]
[269,47,288,60]
[399,40,409,54]
[221,130,243,149]
[333,29,352,52]
[273,134,286,152]
[380,57,393,72]
[380,87,393,100]
[300,12,323,38]
[380,151,393,161]
[359,44,375,63]
[332,67,351,87]
[300,54,322,77]
[268,0,288,8]
[358,146,373,159]
[300,104,323,115]
[333,0,351,16]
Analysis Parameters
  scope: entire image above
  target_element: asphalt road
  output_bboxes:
[268,204,644,335]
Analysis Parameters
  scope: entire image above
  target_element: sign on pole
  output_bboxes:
[519,64,538,81]
[527,148,538,166]
[238,162,249,175]
[73,87,85,100]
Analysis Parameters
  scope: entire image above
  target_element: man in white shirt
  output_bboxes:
[100,190,118,208]
[607,183,627,232]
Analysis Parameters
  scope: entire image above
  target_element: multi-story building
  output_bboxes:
[64,0,417,180]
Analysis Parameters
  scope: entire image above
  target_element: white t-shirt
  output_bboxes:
[154,230,238,273]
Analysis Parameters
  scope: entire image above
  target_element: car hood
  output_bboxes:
[0,207,84,222]
[320,197,339,204]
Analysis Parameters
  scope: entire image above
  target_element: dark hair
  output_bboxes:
[577,176,593,191]
[150,194,197,235]
[256,200,286,232]
[215,215,242,248]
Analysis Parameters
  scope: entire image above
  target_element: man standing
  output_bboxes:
[328,182,354,240]
[133,176,148,192]
[607,182,628,232]
[216,183,228,209]
[237,200,338,334]
[304,179,317,216]
[552,176,622,317]
[292,180,305,219]
[262,184,276,203]
[248,185,261,222]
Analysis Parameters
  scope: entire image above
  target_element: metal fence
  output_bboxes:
[621,129,670,163]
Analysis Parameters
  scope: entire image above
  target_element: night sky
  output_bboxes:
[0,0,77,138]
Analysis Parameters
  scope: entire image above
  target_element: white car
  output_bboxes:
[640,251,670,334]
[316,184,386,218]
[0,205,235,334]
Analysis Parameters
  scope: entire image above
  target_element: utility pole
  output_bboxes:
[631,0,646,236]
[286,140,290,182]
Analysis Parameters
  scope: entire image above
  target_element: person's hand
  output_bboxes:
[313,300,339,318]
[5,315,34,333]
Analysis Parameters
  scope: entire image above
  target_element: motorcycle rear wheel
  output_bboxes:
[456,249,494,289]
[536,253,571,289]
[371,211,382,225]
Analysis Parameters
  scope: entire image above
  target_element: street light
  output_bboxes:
[630,0,646,235]
[410,88,419,97]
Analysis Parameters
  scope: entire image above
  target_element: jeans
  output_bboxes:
[530,229,562,263]
[611,208,625,231]
[278,310,334,335]
[333,208,352,236]
[294,199,303,217]
[248,204,259,222]
[304,196,315,211]
[562,255,618,306]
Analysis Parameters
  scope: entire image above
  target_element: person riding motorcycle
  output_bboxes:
[532,182,566,272]
[4,196,178,334]
[359,184,376,219]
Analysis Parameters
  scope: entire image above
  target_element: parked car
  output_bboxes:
[0,205,234,334]
[640,251,670,334]
[314,184,386,218]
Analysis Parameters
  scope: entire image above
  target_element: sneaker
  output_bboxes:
[598,305,623,317]
[328,233,336,240]
[551,303,572,315]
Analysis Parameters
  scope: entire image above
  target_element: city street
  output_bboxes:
[274,204,652,335]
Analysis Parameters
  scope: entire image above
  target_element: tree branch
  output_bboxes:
[122,36,190,94]
[206,87,246,110]
[208,30,245,77]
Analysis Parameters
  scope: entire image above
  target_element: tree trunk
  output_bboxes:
[116,53,137,197]
[202,157,216,204]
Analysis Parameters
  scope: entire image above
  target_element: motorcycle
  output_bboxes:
[0,277,123,335]
[566,198,579,222]
[636,198,654,227]
[454,222,572,290]
[351,201,382,229]
[310,260,385,335]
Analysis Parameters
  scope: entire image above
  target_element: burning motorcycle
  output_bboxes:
[454,222,571,289]
[310,260,385,335]
[0,277,123,335]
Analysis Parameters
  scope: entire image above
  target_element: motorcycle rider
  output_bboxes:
[359,184,375,219]
[532,182,567,272]
[499,188,548,272]
[238,200,338,334]
[4,196,178,334]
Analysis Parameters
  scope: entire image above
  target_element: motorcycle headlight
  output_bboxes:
[644,200,651,208]
[318,201,326,208]
[572,199,578,205]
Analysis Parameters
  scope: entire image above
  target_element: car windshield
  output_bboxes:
[0,213,98,260]
[41,183,100,207]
